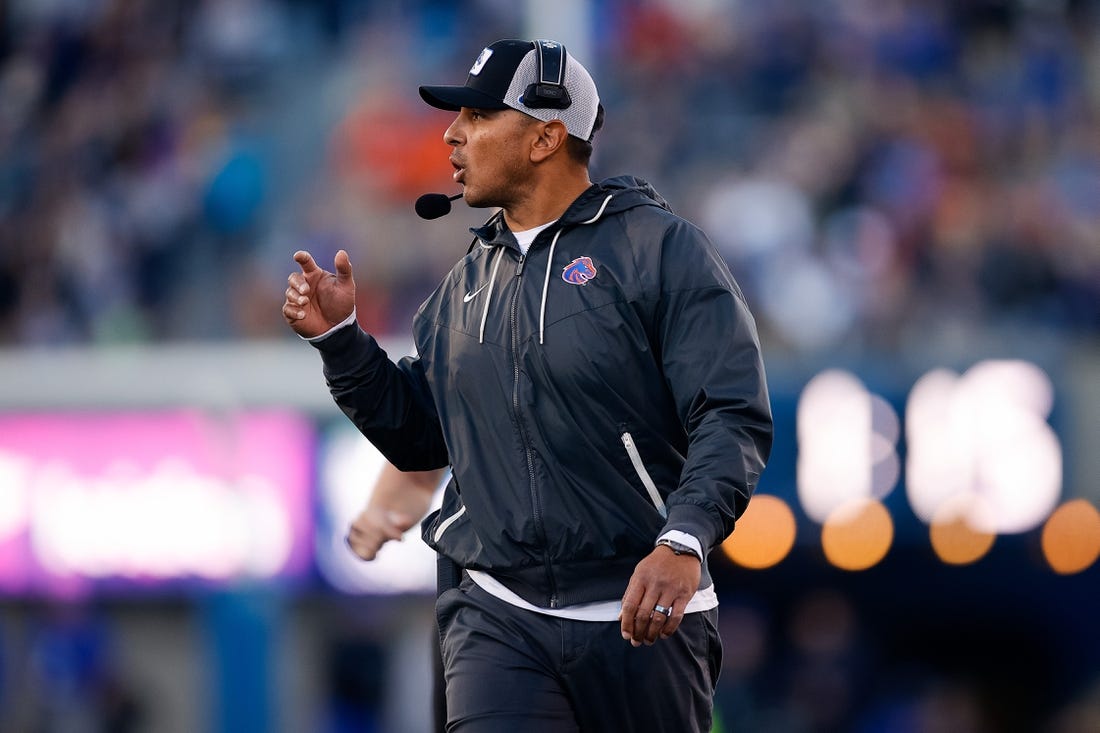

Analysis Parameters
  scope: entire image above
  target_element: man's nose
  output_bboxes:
[444,116,463,146]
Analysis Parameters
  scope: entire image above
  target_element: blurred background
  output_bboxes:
[1,0,1098,731]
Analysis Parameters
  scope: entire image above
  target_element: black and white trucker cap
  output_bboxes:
[419,39,601,141]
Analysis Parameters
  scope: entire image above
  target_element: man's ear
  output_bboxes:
[530,119,568,163]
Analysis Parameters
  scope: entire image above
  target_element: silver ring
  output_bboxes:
[653,604,671,617]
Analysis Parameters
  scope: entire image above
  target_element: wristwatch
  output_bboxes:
[655,538,702,562]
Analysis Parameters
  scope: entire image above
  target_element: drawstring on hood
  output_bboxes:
[543,226,567,343]
[471,176,672,346]
[538,192,612,343]
[479,246,505,344]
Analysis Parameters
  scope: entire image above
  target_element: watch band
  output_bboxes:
[655,538,701,561]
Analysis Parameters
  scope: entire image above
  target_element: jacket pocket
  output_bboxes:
[620,431,668,518]
[432,504,467,543]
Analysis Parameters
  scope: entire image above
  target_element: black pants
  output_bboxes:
[435,575,722,733]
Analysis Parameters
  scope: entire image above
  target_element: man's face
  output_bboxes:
[444,107,539,210]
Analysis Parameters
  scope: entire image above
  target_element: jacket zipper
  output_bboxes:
[511,253,560,608]
[621,431,668,518]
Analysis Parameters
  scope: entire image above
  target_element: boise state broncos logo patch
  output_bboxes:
[562,256,598,285]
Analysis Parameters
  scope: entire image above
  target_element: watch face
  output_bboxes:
[660,539,698,557]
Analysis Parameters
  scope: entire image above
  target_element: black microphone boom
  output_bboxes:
[415,192,463,220]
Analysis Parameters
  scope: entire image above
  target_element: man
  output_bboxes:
[284,38,772,733]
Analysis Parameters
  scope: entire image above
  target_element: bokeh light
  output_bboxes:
[821,499,893,571]
[797,370,900,523]
[929,496,996,566]
[1041,500,1100,575]
[722,494,797,569]
[906,360,1061,535]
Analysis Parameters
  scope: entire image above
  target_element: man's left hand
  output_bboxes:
[619,545,701,646]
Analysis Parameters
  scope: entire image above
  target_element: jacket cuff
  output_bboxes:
[304,308,357,342]
[309,321,382,376]
[662,502,723,553]
[655,530,703,559]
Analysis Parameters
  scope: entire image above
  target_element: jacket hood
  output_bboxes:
[471,175,673,243]
[562,175,674,223]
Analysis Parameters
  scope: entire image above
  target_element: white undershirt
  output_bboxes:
[468,567,718,622]
[469,532,715,623]
[512,220,556,254]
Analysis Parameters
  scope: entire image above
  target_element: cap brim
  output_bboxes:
[419,85,511,112]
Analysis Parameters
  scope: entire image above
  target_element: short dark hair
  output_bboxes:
[566,103,604,166]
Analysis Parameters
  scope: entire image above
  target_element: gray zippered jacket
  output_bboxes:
[312,176,773,608]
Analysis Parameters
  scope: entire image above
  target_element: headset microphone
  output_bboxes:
[415,192,463,220]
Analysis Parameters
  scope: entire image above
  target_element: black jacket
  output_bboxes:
[313,176,772,608]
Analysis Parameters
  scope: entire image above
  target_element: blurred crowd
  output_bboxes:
[1,0,1099,354]
[6,583,1100,733]
[2,3,1098,732]
[600,0,1100,356]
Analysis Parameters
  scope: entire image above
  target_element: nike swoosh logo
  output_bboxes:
[463,284,488,303]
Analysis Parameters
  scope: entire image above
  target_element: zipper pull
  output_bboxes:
[516,254,526,277]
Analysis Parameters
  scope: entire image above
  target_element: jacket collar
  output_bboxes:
[468,176,671,248]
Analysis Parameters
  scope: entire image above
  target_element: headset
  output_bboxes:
[522,39,572,110]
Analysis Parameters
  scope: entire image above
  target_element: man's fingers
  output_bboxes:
[285,286,308,305]
[655,611,682,638]
[655,598,682,638]
[628,597,683,645]
[294,250,320,274]
[334,249,354,282]
[351,512,406,542]
[620,580,663,646]
[619,594,641,642]
[282,302,306,321]
[345,534,378,561]
[282,280,308,321]
[344,508,416,562]
[287,272,310,295]
[647,601,679,643]
[634,590,664,646]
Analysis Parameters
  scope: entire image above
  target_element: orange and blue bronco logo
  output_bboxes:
[562,256,598,285]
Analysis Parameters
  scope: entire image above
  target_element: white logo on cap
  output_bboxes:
[470,48,493,76]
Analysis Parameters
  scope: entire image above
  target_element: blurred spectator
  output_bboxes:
[1,0,1099,351]
[3,604,145,732]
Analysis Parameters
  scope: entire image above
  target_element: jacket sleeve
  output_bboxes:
[653,218,773,552]
[310,322,450,471]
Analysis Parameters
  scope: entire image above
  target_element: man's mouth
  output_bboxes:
[451,158,465,183]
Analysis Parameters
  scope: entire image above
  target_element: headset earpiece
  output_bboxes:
[522,39,572,110]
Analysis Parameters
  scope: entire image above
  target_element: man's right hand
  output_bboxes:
[282,249,356,338]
